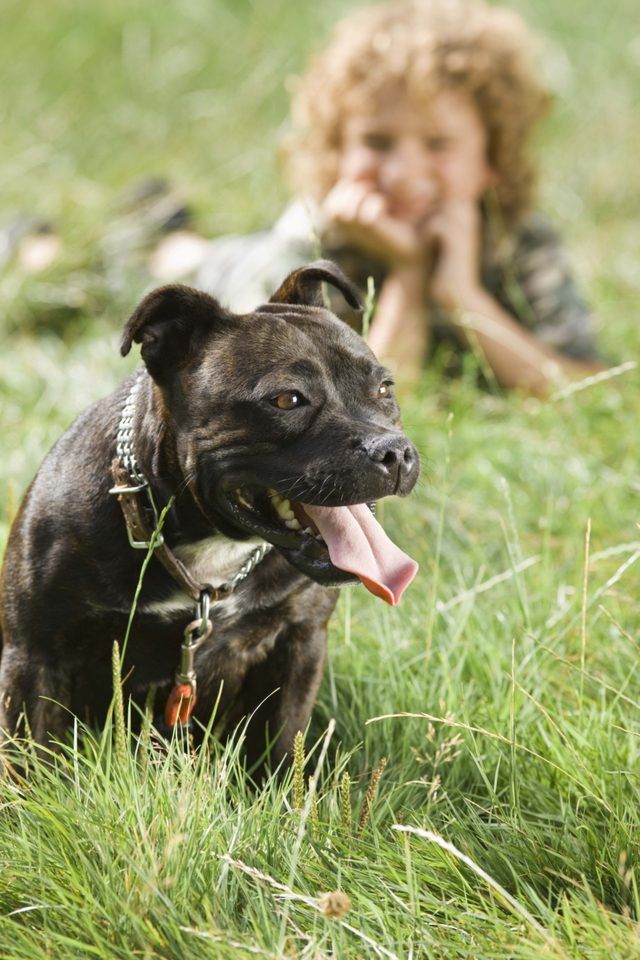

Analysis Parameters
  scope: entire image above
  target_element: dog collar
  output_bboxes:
[110,369,271,597]
[109,369,272,730]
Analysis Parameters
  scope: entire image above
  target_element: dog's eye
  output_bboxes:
[270,391,306,410]
[377,381,393,399]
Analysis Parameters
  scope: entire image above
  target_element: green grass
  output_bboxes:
[1,0,640,957]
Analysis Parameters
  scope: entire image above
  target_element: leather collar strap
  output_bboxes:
[110,457,223,602]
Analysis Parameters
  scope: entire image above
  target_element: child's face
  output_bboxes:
[337,88,495,224]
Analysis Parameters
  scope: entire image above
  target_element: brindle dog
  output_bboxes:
[0,261,419,771]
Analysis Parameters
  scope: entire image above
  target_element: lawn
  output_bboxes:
[1,0,639,957]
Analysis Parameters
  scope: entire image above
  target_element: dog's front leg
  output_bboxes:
[0,644,71,756]
[230,618,329,779]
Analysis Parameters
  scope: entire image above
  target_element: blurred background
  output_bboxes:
[1,0,638,328]
[1,0,639,531]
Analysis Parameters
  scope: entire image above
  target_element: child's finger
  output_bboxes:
[354,191,387,223]
[422,214,444,241]
[324,180,371,222]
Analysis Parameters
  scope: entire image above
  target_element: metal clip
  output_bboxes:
[125,526,165,551]
[176,592,213,691]
[109,479,165,550]
[108,480,149,496]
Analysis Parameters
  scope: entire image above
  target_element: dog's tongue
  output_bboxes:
[301,502,418,605]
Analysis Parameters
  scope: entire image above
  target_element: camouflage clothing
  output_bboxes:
[196,201,599,362]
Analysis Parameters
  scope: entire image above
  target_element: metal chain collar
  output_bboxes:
[113,369,272,595]
[115,370,147,488]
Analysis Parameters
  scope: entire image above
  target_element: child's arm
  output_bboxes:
[428,201,604,394]
[449,290,602,393]
[367,264,431,383]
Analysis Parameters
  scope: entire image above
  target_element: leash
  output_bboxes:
[109,369,271,731]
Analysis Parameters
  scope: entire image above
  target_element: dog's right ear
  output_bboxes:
[120,284,228,381]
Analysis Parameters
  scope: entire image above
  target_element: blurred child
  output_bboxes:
[196,0,603,393]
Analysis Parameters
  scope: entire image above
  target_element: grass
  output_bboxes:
[1,0,640,956]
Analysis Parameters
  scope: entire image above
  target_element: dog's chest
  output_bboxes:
[140,535,266,619]
[175,535,265,587]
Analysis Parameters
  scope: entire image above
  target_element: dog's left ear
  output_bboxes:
[120,284,228,381]
[269,259,362,311]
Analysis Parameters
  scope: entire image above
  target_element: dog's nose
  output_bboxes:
[362,434,417,484]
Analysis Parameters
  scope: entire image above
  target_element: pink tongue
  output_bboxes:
[301,502,418,605]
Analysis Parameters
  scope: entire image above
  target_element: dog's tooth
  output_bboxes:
[236,489,252,510]
[274,498,294,519]
[302,527,314,536]
[285,518,302,530]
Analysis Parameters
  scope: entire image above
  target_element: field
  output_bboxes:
[1,0,640,957]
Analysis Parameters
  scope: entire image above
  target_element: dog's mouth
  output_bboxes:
[219,485,418,605]
[230,487,334,546]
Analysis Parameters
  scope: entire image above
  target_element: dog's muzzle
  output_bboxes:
[209,471,419,605]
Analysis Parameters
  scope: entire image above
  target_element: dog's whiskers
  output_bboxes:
[276,475,311,500]
[317,474,338,505]
[272,475,305,493]
[180,471,197,495]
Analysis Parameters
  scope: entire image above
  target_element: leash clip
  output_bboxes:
[178,592,213,685]
[164,591,213,728]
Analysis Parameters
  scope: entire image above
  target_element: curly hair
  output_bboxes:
[285,0,552,225]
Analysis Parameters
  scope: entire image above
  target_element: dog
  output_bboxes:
[0,261,419,772]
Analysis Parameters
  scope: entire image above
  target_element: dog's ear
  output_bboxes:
[120,284,228,381]
[269,259,362,311]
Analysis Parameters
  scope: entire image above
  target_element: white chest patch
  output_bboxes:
[174,536,266,587]
[139,534,266,619]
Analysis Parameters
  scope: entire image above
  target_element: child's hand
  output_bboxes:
[424,200,483,310]
[322,180,429,267]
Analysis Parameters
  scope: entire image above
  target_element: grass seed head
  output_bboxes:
[340,770,352,835]
[357,756,388,837]
[318,890,351,918]
[292,729,306,811]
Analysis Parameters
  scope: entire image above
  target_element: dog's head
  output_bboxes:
[121,261,419,603]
